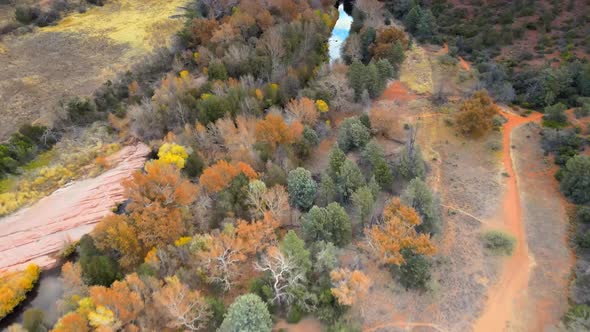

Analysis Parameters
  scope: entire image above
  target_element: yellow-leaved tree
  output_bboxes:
[157,143,189,169]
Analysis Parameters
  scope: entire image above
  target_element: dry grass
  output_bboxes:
[0,0,185,140]
[42,0,185,54]
[400,45,434,94]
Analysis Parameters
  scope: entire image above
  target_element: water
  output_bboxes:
[0,267,64,329]
[329,4,353,61]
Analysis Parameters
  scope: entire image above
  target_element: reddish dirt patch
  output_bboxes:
[379,81,417,103]
[458,56,471,72]
[473,110,542,332]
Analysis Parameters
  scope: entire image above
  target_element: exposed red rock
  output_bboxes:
[0,142,150,272]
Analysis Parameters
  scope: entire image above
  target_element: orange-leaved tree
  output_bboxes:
[286,97,318,126]
[254,113,303,150]
[199,160,257,193]
[330,268,372,306]
[363,198,436,266]
[195,213,278,290]
[455,90,498,137]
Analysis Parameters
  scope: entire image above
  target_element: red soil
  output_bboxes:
[379,81,417,102]
[473,110,543,332]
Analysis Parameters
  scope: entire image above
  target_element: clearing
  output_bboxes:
[0,0,185,139]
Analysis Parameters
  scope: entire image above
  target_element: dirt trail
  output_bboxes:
[0,142,149,272]
[458,57,471,72]
[473,110,543,331]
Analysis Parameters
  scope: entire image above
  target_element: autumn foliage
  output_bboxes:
[254,113,303,150]
[330,268,372,306]
[199,160,258,193]
[364,199,436,266]
[0,264,40,319]
[195,213,279,290]
[286,97,319,125]
[455,90,499,137]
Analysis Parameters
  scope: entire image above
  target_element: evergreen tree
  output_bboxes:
[219,294,272,332]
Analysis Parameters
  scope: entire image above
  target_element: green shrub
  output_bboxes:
[219,294,272,332]
[577,230,590,248]
[397,249,431,290]
[66,97,99,125]
[15,6,39,24]
[564,304,590,330]
[482,230,516,255]
[287,167,317,210]
[337,117,370,152]
[560,155,590,204]
[286,306,303,324]
[184,152,204,178]
[23,308,46,332]
[576,206,590,223]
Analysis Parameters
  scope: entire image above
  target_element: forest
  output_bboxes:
[0,0,590,331]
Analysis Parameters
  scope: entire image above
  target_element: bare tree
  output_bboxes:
[356,0,384,27]
[255,246,306,306]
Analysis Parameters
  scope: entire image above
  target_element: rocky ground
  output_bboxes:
[0,142,149,271]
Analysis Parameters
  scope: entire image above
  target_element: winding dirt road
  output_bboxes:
[473,110,543,331]
[0,142,149,272]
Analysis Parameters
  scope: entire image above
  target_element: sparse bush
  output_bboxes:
[482,230,516,255]
[564,304,590,331]
[576,230,590,248]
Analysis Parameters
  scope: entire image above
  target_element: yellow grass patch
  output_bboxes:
[400,45,433,94]
[42,0,185,53]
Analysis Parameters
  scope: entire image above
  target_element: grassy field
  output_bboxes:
[0,0,185,140]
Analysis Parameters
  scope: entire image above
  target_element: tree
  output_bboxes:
[89,280,144,328]
[255,113,304,150]
[287,97,318,126]
[398,127,426,180]
[23,309,46,332]
[196,215,278,290]
[154,276,211,331]
[52,312,89,332]
[340,159,366,199]
[416,9,437,40]
[219,294,272,332]
[560,155,590,204]
[255,246,307,306]
[348,60,366,101]
[351,186,375,225]
[303,203,352,247]
[337,117,371,152]
[543,102,568,125]
[328,146,347,180]
[402,178,441,234]
[362,140,393,189]
[78,235,121,286]
[280,230,312,275]
[317,175,337,207]
[125,161,199,209]
[287,167,317,210]
[157,143,189,169]
[218,173,251,219]
[93,215,142,270]
[313,241,338,275]
[455,90,499,137]
[363,199,436,266]
[398,249,431,290]
[199,160,258,193]
[330,268,371,306]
